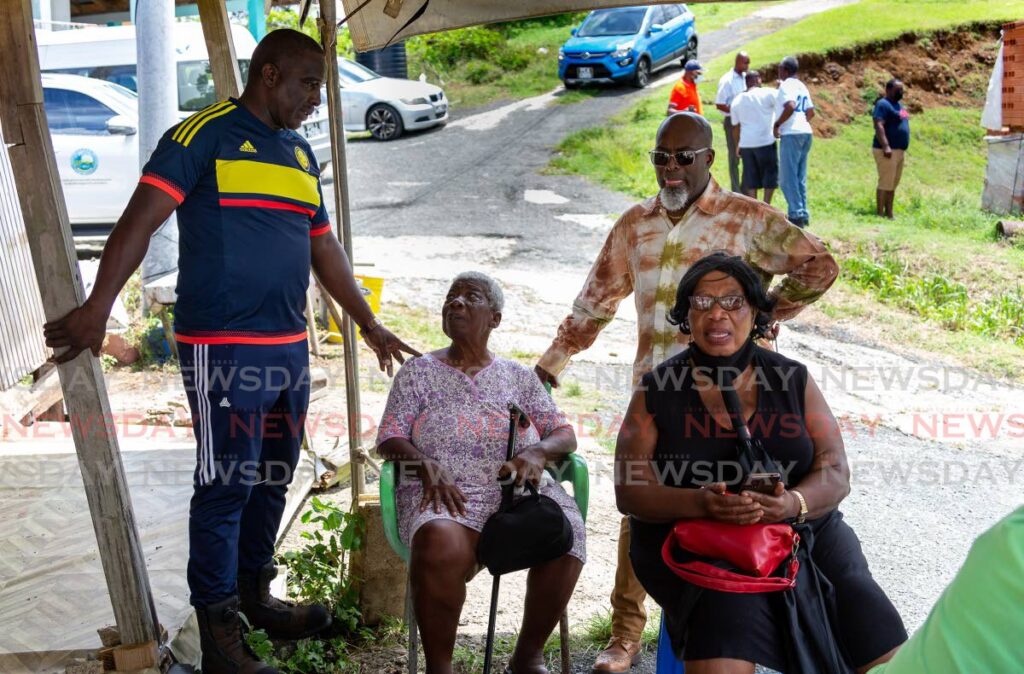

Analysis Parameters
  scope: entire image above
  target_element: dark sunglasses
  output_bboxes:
[690,294,746,311]
[649,147,712,167]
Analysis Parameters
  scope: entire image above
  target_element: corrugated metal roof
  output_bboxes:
[0,124,49,391]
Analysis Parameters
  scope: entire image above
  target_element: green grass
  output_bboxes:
[579,609,662,651]
[550,92,668,196]
[554,88,603,106]
[377,303,449,353]
[704,0,1024,75]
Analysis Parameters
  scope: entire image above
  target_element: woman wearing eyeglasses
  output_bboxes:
[614,252,907,674]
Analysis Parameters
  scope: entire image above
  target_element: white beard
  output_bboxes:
[660,185,690,213]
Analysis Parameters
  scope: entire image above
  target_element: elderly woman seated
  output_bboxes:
[615,252,907,674]
[376,271,586,674]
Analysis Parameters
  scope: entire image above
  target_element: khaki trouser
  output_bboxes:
[610,515,647,640]
[873,148,906,191]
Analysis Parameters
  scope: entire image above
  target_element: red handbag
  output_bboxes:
[661,355,802,593]
[661,519,800,593]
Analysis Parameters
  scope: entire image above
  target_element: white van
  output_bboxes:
[41,73,143,229]
[36,22,330,162]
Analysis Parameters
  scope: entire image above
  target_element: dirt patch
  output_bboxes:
[760,23,1002,137]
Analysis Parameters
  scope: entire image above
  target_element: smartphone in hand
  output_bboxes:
[741,472,781,495]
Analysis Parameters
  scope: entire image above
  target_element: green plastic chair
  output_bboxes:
[380,453,589,674]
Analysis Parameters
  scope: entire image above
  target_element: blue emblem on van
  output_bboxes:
[71,148,98,175]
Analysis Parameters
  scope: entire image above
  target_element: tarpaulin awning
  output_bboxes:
[341,0,685,52]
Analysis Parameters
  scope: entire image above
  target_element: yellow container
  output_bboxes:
[327,275,384,344]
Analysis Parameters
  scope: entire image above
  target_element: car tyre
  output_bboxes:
[367,104,404,141]
[683,36,699,64]
[632,57,650,89]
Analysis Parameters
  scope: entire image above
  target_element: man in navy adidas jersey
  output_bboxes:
[44,29,417,674]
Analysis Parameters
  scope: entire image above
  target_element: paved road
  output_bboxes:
[326,11,786,261]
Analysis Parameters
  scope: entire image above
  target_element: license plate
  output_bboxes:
[578,67,593,79]
[303,120,324,138]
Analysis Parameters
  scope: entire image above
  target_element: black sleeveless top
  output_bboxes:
[640,346,814,492]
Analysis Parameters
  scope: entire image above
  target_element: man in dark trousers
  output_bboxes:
[44,29,418,674]
[714,51,750,192]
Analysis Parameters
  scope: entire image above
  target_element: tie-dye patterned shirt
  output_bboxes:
[538,178,839,387]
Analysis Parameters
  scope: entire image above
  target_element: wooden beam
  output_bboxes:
[0,364,64,426]
[0,0,160,647]
[196,0,243,99]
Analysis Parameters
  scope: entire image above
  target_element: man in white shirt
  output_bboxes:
[714,51,749,192]
[774,55,816,227]
[730,70,779,204]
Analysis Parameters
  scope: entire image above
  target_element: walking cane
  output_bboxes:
[482,402,527,674]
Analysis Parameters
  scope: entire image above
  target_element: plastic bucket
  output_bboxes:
[327,275,384,344]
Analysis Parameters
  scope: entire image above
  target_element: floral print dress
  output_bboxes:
[376,354,586,563]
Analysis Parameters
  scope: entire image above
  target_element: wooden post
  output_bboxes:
[318,0,366,501]
[197,0,244,99]
[0,0,159,646]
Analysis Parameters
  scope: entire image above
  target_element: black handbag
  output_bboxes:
[478,402,574,674]
[477,403,573,574]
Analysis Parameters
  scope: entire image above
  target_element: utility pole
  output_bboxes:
[136,0,179,302]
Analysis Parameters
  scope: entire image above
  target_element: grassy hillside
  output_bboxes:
[704,0,1024,73]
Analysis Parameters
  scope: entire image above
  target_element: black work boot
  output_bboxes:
[196,596,279,674]
[238,563,332,640]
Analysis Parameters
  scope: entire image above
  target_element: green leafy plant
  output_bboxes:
[127,312,175,369]
[452,645,485,673]
[493,45,533,72]
[464,60,502,85]
[277,638,334,674]
[266,8,354,57]
[246,628,278,665]
[245,499,366,670]
[843,254,1024,345]
[409,26,504,69]
[280,497,366,632]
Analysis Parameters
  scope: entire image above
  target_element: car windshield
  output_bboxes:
[99,80,138,109]
[178,59,251,111]
[339,59,381,85]
[577,8,647,37]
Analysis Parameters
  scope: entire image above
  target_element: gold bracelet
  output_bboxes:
[791,489,808,524]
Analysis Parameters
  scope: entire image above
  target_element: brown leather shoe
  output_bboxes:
[592,636,642,673]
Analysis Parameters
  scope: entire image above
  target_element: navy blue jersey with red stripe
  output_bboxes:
[141,98,332,344]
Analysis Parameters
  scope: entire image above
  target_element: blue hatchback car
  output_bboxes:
[559,4,697,89]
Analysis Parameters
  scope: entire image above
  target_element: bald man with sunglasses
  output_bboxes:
[534,112,838,674]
